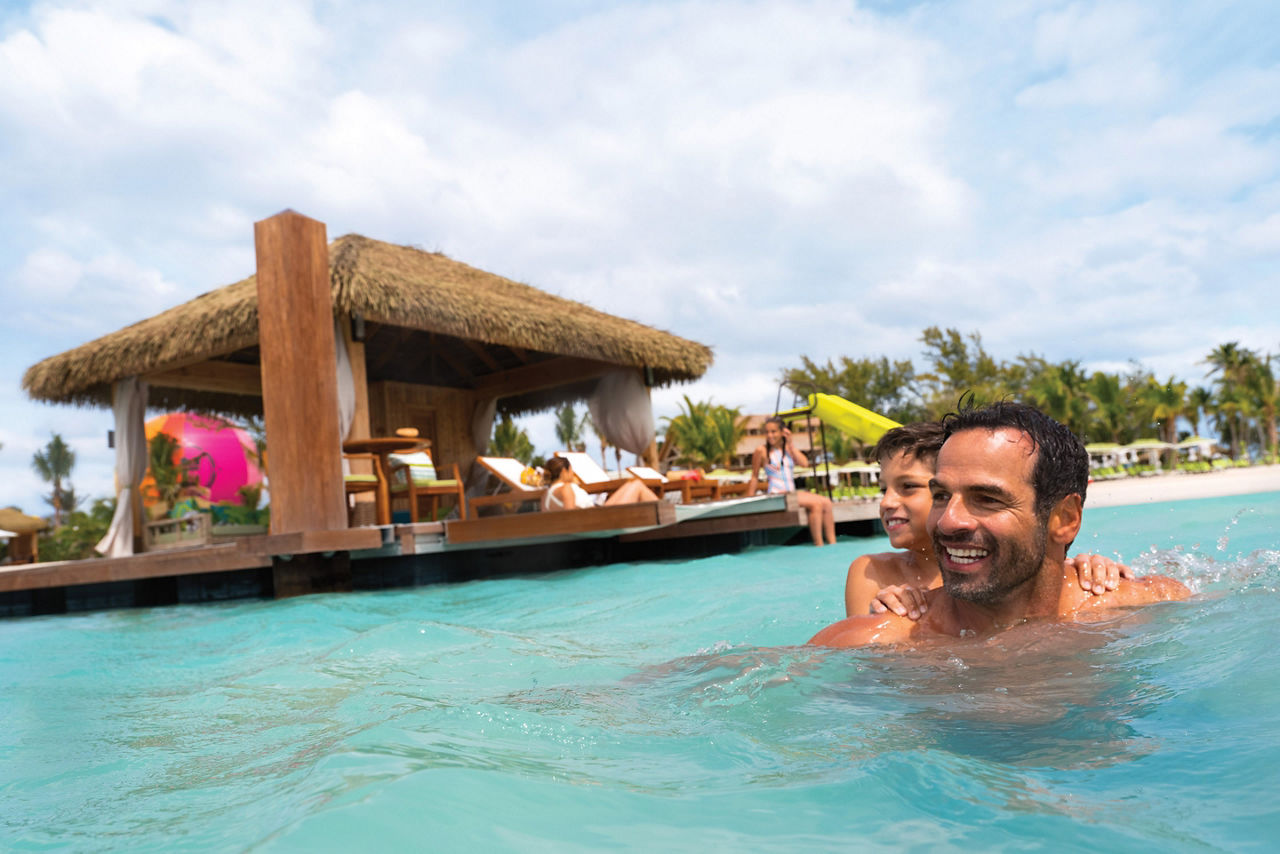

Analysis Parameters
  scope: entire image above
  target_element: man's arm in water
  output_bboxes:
[807,611,916,648]
[1069,573,1191,618]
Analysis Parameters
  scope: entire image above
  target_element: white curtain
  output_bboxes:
[588,369,655,455]
[95,377,149,557]
[335,317,356,441]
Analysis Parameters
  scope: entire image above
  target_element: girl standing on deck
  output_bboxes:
[748,416,836,546]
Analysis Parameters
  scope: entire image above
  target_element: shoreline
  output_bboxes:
[1085,464,1280,508]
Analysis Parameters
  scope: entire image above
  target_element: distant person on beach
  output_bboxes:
[845,420,1132,618]
[748,416,836,546]
[542,456,658,510]
[811,400,1190,647]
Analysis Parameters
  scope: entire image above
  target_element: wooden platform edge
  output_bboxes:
[445,501,676,545]
[236,527,387,556]
[0,543,273,593]
[618,508,804,543]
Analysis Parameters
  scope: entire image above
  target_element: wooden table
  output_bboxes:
[342,437,431,525]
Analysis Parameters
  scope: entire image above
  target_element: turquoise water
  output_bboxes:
[3,492,1279,851]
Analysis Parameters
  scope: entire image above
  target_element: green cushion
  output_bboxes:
[390,477,458,492]
[343,473,378,484]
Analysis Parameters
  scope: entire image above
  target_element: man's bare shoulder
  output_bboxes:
[807,611,917,648]
[1069,573,1191,618]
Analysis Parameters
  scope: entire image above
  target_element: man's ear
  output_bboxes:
[1048,493,1083,546]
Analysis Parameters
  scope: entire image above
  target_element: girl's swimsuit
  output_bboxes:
[763,447,796,494]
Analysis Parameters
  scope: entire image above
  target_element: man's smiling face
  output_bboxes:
[928,427,1047,605]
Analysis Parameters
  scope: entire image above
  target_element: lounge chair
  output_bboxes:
[387,450,467,522]
[626,465,720,503]
[704,468,752,498]
[470,456,547,514]
[343,451,386,526]
[554,451,634,495]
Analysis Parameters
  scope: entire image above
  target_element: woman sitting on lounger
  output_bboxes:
[542,456,659,510]
[747,416,836,546]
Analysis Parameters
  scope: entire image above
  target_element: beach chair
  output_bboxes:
[387,450,467,522]
[627,466,720,503]
[343,451,386,526]
[470,456,547,514]
[554,451,634,496]
[705,468,753,498]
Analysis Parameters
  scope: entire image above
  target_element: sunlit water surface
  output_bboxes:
[3,492,1279,851]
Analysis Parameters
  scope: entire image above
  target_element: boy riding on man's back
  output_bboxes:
[845,421,1129,619]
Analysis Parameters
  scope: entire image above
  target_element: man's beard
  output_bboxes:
[935,521,1047,605]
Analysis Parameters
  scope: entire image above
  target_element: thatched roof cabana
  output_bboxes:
[23,234,713,417]
[0,508,48,536]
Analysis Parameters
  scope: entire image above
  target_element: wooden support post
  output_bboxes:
[254,210,348,535]
[342,317,377,514]
[271,552,353,598]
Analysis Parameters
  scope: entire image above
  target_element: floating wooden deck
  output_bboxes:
[0,495,882,618]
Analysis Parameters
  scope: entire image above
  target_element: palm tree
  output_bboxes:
[661,397,746,470]
[1087,372,1129,443]
[553,403,589,453]
[1029,360,1090,436]
[1243,355,1279,457]
[1142,376,1187,467]
[489,415,536,465]
[32,432,76,527]
[1203,342,1257,459]
[1186,386,1213,437]
[704,404,748,469]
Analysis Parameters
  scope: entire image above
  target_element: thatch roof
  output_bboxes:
[23,234,713,413]
[0,508,48,535]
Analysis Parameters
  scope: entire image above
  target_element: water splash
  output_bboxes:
[1130,543,1280,594]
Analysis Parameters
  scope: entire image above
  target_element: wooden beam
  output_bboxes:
[144,360,263,396]
[472,356,618,398]
[254,210,348,535]
[506,346,530,364]
[462,339,504,373]
[433,344,474,383]
[238,527,384,556]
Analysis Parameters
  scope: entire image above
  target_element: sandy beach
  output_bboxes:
[1086,464,1280,508]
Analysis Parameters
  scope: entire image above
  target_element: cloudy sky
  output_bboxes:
[2,0,1278,515]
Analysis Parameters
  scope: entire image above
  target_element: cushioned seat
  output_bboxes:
[387,451,466,522]
[343,452,386,526]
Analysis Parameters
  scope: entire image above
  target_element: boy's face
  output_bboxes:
[878,450,935,551]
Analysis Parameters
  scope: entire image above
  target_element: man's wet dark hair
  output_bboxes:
[871,421,946,467]
[940,395,1088,520]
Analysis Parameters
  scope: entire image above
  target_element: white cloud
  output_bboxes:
[6,246,179,335]
[1017,1,1168,108]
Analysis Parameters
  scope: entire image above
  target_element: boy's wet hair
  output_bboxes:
[871,421,946,467]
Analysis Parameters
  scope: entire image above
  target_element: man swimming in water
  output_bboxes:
[846,420,1131,619]
[812,400,1189,647]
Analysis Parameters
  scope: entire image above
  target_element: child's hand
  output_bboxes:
[871,585,929,620]
[1067,553,1133,594]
